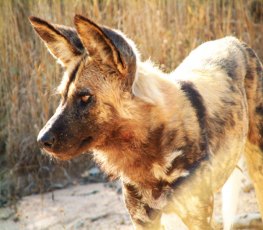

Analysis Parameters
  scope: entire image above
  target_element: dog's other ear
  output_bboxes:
[29,16,84,67]
[74,14,129,75]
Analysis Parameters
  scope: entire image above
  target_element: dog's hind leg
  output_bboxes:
[245,142,263,217]
[221,158,243,230]
[168,181,215,230]
[177,193,215,230]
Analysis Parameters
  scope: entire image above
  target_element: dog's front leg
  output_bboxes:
[123,183,163,230]
[171,190,215,230]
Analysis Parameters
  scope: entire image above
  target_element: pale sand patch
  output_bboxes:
[0,180,261,230]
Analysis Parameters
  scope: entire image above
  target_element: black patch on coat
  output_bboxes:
[216,58,238,79]
[246,47,257,59]
[151,124,165,144]
[169,154,208,189]
[163,129,178,147]
[69,62,81,82]
[63,62,81,100]
[246,65,255,80]
[180,82,207,133]
[237,43,249,70]
[164,82,209,184]
[221,98,237,106]
[256,59,263,76]
[143,124,165,156]
[180,82,208,151]
[152,180,169,199]
[144,204,159,220]
[134,218,146,226]
[241,43,257,60]
[256,105,263,115]
[259,124,263,151]
[124,183,142,200]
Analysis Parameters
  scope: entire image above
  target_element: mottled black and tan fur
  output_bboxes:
[29,15,263,230]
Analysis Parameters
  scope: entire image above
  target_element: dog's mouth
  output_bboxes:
[79,136,93,149]
[41,136,94,160]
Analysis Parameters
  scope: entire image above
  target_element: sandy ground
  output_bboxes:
[0,179,262,229]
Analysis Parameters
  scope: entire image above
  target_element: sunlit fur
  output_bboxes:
[30,15,263,230]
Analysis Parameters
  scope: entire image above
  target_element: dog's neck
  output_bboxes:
[93,61,206,189]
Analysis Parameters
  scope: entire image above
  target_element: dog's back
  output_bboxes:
[173,36,263,152]
[170,36,263,229]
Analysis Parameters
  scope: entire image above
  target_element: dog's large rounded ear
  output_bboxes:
[29,16,84,67]
[74,14,130,76]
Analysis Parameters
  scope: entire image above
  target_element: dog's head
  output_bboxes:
[29,15,139,160]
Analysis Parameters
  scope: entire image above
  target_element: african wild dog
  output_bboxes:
[29,15,263,230]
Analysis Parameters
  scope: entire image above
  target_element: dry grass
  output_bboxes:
[0,0,262,205]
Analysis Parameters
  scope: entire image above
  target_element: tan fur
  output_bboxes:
[30,15,263,230]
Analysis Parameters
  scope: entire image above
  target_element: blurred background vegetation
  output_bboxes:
[0,0,262,207]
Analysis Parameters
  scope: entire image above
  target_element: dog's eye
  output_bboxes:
[81,95,90,103]
[80,95,93,105]
[77,89,93,106]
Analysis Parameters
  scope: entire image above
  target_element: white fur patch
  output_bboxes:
[56,58,82,95]
[165,150,183,166]
[132,60,169,105]
[152,150,189,183]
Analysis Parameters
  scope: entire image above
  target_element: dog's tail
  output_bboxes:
[242,43,263,216]
[242,43,263,152]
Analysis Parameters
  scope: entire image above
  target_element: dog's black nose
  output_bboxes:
[37,131,55,149]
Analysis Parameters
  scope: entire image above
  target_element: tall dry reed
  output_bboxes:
[0,0,262,205]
